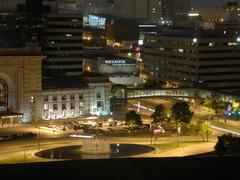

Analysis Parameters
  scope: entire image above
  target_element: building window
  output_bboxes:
[62,95,66,101]
[71,103,75,109]
[79,93,83,100]
[62,103,66,110]
[0,78,8,112]
[30,96,35,103]
[70,94,75,100]
[79,110,83,116]
[97,101,102,108]
[96,92,101,99]
[44,96,48,102]
[53,104,58,110]
[44,104,48,110]
[53,95,57,101]
[79,101,84,108]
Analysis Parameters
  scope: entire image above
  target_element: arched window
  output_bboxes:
[0,78,8,112]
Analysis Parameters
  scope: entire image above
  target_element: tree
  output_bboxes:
[171,102,194,147]
[204,92,226,120]
[195,120,211,142]
[151,104,167,125]
[125,110,142,129]
[171,102,194,126]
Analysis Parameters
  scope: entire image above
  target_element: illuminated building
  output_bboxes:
[144,29,240,94]
[0,32,110,123]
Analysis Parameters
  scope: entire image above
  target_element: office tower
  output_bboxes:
[148,0,163,24]
[144,29,240,94]
[162,0,191,24]
[42,0,83,77]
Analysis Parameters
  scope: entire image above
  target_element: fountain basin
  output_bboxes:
[35,144,155,160]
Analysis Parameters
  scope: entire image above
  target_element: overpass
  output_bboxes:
[127,88,239,102]
[111,86,240,111]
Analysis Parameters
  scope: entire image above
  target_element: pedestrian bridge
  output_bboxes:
[126,88,239,102]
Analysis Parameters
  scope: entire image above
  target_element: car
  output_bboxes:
[24,132,37,137]
[0,135,12,141]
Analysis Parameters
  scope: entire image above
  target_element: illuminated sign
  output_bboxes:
[87,14,106,29]
[100,60,136,67]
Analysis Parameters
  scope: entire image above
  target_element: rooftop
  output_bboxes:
[42,73,110,90]
[0,31,25,48]
[156,29,231,38]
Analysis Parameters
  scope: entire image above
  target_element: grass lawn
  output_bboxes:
[152,141,206,153]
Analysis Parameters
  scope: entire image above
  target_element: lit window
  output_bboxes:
[30,96,35,103]
[178,49,184,53]
[44,104,48,110]
[209,42,214,47]
[79,101,84,108]
[228,42,237,46]
[193,38,198,43]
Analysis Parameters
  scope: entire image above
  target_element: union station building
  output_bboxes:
[0,41,111,123]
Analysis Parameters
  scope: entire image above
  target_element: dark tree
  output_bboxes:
[171,102,194,125]
[151,104,167,124]
[125,110,142,129]
[204,92,226,120]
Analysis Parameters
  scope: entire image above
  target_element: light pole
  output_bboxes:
[37,126,40,151]
[150,123,153,145]
[23,141,26,163]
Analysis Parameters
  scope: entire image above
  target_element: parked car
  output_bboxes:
[0,135,12,141]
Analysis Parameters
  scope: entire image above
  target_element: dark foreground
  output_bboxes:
[0,156,239,179]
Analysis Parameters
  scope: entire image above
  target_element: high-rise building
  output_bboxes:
[148,0,163,24]
[162,0,191,24]
[41,0,83,77]
[144,29,240,94]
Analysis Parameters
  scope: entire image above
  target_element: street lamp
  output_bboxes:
[37,126,41,151]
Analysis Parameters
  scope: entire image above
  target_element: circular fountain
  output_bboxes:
[35,137,155,160]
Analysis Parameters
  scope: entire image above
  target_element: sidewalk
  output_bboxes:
[156,142,215,157]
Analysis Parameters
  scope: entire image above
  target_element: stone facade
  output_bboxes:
[0,55,42,122]
[41,85,110,120]
[0,47,111,123]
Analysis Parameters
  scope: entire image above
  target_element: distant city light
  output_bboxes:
[138,24,157,28]
[188,13,199,17]
[237,37,240,42]
[193,38,198,43]
[138,40,144,45]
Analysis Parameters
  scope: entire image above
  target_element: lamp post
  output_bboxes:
[150,123,153,145]
[176,125,181,148]
[37,126,40,151]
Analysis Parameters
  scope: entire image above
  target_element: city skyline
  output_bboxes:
[1,0,240,10]
[192,0,240,8]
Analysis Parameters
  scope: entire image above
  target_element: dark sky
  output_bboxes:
[192,0,240,9]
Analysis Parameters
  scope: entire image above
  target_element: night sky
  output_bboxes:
[192,0,240,9]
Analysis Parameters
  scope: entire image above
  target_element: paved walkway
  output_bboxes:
[149,142,215,157]
[210,125,240,136]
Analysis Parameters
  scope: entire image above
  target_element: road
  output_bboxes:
[0,97,237,164]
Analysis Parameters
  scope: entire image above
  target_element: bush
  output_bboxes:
[215,134,240,156]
